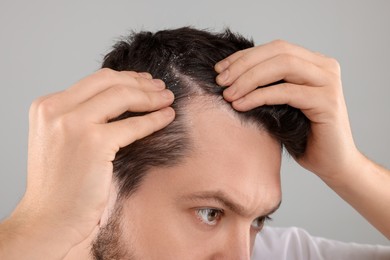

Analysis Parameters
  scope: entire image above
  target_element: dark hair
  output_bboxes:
[102,27,310,199]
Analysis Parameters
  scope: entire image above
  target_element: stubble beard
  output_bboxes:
[91,205,136,260]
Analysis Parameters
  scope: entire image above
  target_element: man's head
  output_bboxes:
[91,27,309,259]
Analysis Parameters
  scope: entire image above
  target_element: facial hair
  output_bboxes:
[91,205,136,260]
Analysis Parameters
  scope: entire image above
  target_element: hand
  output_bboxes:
[1,69,175,259]
[215,40,390,239]
[215,40,358,181]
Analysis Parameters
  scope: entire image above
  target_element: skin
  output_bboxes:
[65,102,282,259]
[89,105,281,259]
[0,39,389,259]
[0,69,176,259]
[215,40,390,239]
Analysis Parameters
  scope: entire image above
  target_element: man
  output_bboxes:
[0,27,389,259]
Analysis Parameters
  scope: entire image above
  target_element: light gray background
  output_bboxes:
[0,0,389,245]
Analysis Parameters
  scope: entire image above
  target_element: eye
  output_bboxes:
[251,216,272,232]
[196,208,223,226]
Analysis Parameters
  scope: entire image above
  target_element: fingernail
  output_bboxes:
[161,89,174,99]
[215,60,229,72]
[224,86,236,97]
[217,70,229,85]
[162,107,175,117]
[139,72,152,79]
[152,79,165,89]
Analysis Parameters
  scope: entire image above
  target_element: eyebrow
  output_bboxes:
[178,190,281,218]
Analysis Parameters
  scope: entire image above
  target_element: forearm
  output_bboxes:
[321,152,390,240]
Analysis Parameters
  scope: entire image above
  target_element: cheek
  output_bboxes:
[119,190,201,258]
[121,195,228,259]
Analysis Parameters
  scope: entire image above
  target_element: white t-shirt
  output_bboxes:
[252,226,390,260]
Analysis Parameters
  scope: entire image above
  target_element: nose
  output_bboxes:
[221,227,252,260]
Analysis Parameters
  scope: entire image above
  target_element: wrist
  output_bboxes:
[318,151,390,238]
[317,148,365,189]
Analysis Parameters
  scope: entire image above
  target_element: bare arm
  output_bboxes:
[215,40,390,239]
[323,153,390,239]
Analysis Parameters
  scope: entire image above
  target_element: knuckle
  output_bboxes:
[280,83,294,96]
[132,76,145,86]
[327,57,341,74]
[234,49,246,58]
[135,113,161,132]
[145,92,157,105]
[243,68,257,83]
[139,72,153,79]
[145,113,164,132]
[277,53,298,67]
[111,84,131,97]
[120,70,138,77]
[29,97,45,116]
[235,54,250,68]
[126,119,145,141]
[31,97,58,120]
[271,39,291,52]
[96,68,118,80]
[293,84,306,98]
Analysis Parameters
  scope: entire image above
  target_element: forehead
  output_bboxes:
[146,102,282,214]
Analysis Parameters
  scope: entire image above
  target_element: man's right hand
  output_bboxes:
[0,69,175,260]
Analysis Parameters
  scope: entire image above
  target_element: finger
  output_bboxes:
[231,83,320,115]
[223,54,333,102]
[214,48,252,73]
[138,72,153,79]
[216,40,337,86]
[44,70,165,116]
[72,85,174,123]
[65,69,165,102]
[29,91,62,119]
[104,107,175,148]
